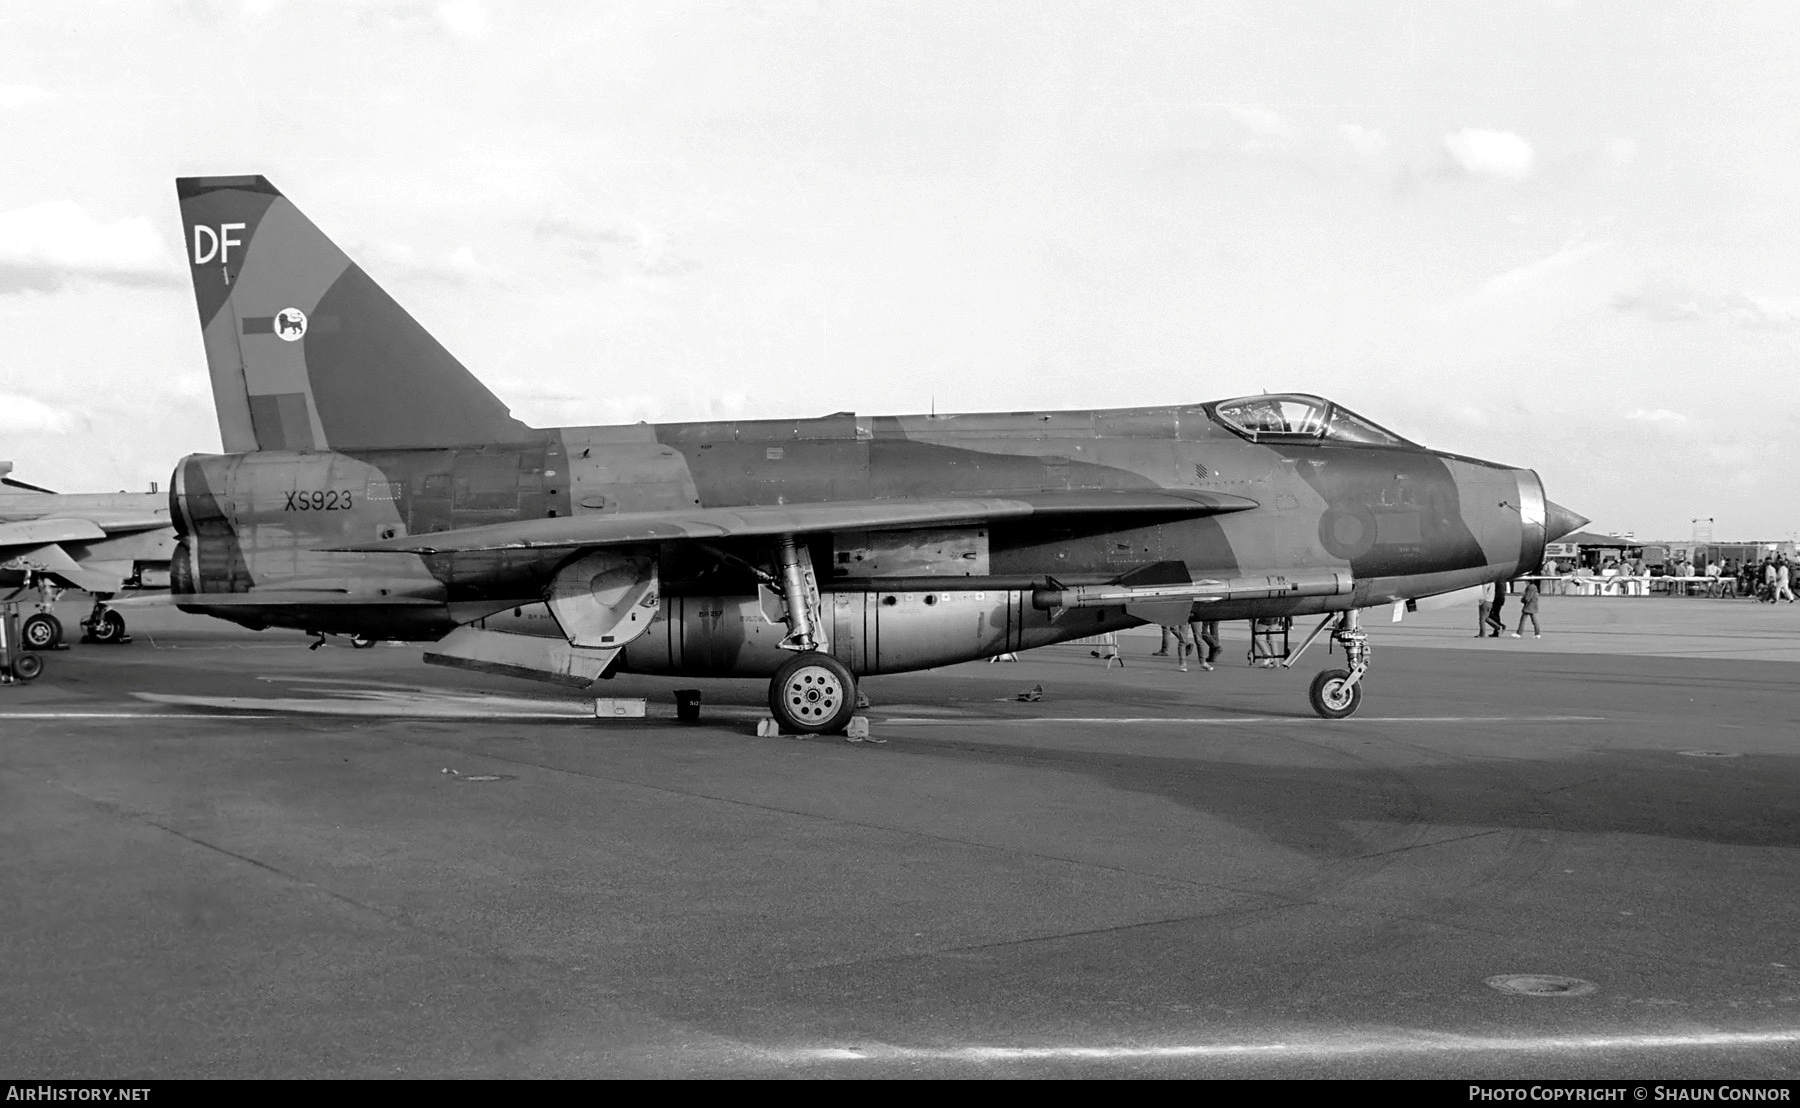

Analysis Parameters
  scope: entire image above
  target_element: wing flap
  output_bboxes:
[324,488,1259,555]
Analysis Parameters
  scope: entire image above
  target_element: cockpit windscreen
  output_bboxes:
[1210,394,1412,447]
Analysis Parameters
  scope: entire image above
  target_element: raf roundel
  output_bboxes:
[274,308,308,342]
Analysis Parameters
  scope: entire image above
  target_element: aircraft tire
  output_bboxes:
[12,653,44,681]
[350,635,377,649]
[88,610,126,644]
[769,652,857,735]
[21,613,61,650]
[1308,668,1362,720]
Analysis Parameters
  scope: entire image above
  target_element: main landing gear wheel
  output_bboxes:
[20,612,61,650]
[1308,668,1363,720]
[86,609,126,644]
[350,634,377,649]
[12,653,44,681]
[769,652,856,735]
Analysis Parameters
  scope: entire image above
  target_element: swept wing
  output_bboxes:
[326,488,1259,555]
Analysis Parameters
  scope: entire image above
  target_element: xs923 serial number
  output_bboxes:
[284,490,355,511]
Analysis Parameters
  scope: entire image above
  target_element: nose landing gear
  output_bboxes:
[1286,609,1372,719]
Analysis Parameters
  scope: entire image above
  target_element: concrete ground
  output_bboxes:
[2,593,1798,1077]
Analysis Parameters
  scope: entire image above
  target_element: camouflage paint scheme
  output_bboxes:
[171,176,1582,684]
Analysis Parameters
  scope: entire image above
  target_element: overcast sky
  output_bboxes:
[2,1,1796,540]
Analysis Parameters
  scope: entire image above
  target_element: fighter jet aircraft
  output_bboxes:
[0,461,176,647]
[171,175,1586,730]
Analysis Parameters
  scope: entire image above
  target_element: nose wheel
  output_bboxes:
[768,652,856,735]
[1308,669,1363,719]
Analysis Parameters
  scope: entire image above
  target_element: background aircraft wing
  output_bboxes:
[169,591,444,606]
[326,488,1259,555]
[65,513,173,534]
[0,518,110,546]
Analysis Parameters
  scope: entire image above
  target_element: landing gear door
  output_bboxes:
[546,548,660,649]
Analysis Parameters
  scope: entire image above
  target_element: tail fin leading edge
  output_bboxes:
[177,175,535,453]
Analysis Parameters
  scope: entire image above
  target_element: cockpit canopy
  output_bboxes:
[1208,393,1414,447]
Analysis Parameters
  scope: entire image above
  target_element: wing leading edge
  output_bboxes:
[324,488,1260,555]
[0,516,171,547]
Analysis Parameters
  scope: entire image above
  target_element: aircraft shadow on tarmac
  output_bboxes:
[890,736,1800,857]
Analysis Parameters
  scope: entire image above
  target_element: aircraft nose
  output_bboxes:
[1545,500,1588,541]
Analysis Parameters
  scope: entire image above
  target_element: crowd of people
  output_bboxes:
[1751,554,1796,602]
[1540,552,1795,600]
[1151,611,1225,672]
[1477,579,1543,637]
[1141,609,1297,671]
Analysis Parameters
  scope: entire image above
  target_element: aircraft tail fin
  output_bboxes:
[176,175,535,453]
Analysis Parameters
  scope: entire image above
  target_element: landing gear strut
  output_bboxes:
[764,534,858,735]
[773,534,823,652]
[1288,608,1372,719]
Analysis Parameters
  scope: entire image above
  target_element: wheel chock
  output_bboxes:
[593,698,646,719]
[756,718,782,737]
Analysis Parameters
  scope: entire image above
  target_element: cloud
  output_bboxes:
[0,393,77,435]
[534,213,633,248]
[1337,123,1389,164]
[1443,128,1534,182]
[1222,104,1293,151]
[179,0,489,40]
[1612,277,1800,329]
[435,0,488,40]
[534,214,695,277]
[353,239,505,285]
[1623,408,1687,424]
[0,201,182,293]
[1477,239,1610,297]
[0,84,51,110]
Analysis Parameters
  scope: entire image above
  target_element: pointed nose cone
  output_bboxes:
[1545,500,1589,541]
